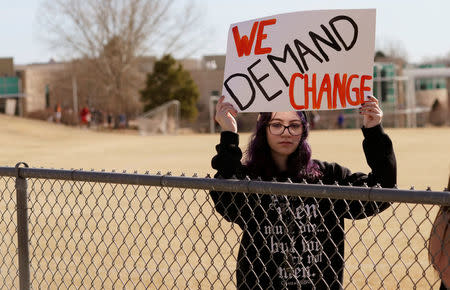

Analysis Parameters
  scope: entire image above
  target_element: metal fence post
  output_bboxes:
[15,162,30,290]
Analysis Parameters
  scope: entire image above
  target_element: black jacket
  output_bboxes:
[210,125,397,289]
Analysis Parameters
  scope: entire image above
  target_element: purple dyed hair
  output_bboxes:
[243,112,322,181]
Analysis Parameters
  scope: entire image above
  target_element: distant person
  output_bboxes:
[337,113,344,129]
[428,176,450,290]
[310,111,320,129]
[54,104,62,124]
[211,95,396,289]
[90,108,102,127]
[118,113,127,129]
[80,106,91,127]
[107,112,113,129]
[90,108,96,126]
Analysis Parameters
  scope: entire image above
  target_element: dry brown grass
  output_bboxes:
[1,114,448,190]
[1,114,449,289]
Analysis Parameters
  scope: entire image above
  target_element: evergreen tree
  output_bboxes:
[140,54,199,120]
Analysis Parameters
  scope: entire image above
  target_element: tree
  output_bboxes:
[140,54,199,120]
[375,38,409,62]
[374,50,386,60]
[37,0,203,116]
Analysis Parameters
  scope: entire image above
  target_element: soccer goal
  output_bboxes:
[137,100,180,135]
[209,95,220,133]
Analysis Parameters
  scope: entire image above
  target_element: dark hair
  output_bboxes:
[243,112,322,181]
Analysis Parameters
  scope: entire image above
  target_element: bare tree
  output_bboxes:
[376,37,409,63]
[37,0,204,116]
[421,51,450,66]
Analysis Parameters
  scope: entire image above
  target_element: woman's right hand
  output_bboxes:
[215,96,238,133]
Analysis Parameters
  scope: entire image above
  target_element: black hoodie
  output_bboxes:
[210,124,396,289]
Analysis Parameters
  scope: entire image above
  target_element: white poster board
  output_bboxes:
[221,9,376,112]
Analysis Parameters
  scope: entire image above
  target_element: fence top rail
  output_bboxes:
[0,166,448,206]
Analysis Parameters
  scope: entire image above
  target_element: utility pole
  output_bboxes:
[72,75,78,117]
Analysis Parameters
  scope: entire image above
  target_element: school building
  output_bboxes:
[0,58,26,116]
[2,55,449,130]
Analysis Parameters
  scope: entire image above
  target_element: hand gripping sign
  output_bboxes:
[221,9,376,112]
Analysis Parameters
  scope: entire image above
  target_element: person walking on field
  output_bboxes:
[210,95,397,289]
[80,106,91,127]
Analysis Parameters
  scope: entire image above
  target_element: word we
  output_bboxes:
[232,19,276,57]
[224,15,360,110]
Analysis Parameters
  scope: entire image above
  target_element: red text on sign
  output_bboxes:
[289,73,372,110]
[232,19,276,57]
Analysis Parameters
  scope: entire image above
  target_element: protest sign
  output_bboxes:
[222,9,376,112]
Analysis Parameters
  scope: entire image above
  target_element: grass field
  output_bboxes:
[1,114,449,289]
[1,114,448,190]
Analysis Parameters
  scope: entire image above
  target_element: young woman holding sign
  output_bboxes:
[210,95,397,289]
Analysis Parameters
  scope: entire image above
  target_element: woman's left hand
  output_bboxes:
[360,95,383,128]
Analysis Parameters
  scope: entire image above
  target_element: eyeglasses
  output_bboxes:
[268,122,303,136]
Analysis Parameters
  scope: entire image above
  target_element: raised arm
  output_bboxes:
[359,95,397,188]
[215,95,238,133]
[320,96,397,219]
[210,97,248,226]
[212,95,242,178]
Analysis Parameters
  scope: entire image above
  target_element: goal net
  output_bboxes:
[137,100,180,135]
[209,96,220,133]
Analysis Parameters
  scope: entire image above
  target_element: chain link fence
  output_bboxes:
[0,174,19,287]
[0,164,449,289]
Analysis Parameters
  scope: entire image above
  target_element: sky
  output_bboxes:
[1,0,449,65]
